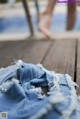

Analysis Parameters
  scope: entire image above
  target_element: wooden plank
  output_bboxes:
[42,39,76,79]
[21,40,51,64]
[76,39,80,95]
[0,42,6,49]
[0,40,51,67]
[22,0,34,35]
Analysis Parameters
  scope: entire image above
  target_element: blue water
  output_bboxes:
[0,12,80,33]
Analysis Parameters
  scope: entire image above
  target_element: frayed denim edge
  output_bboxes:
[29,92,65,119]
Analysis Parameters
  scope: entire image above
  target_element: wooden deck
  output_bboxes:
[0,38,80,94]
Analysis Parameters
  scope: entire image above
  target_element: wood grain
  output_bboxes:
[0,40,51,67]
[42,39,76,79]
[76,39,80,94]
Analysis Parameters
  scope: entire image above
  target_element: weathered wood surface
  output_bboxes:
[0,40,51,67]
[0,39,80,94]
[76,39,80,95]
[42,39,76,78]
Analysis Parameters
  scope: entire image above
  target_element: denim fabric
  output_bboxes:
[0,60,80,119]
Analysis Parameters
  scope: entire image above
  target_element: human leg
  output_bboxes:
[39,0,56,39]
[66,1,76,30]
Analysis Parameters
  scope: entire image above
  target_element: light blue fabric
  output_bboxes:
[0,60,80,119]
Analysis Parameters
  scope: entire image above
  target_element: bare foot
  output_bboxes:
[39,12,52,39]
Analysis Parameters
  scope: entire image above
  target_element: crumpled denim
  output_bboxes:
[0,60,80,119]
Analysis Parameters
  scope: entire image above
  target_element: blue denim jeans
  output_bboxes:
[0,60,80,119]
